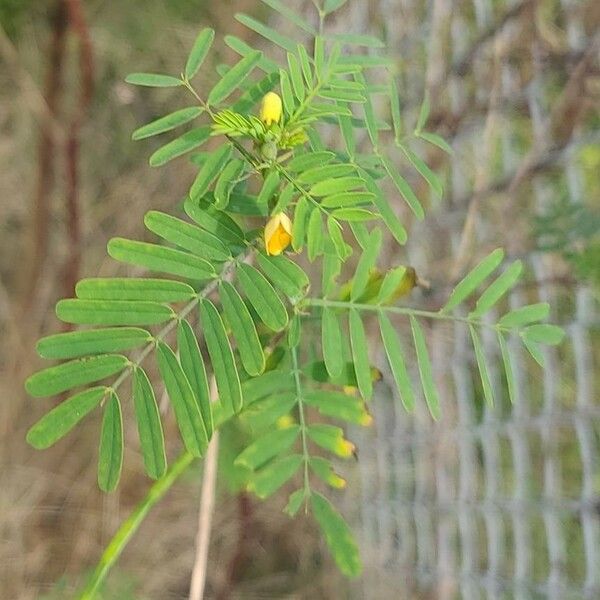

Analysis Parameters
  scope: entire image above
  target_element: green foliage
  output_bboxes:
[25,0,566,589]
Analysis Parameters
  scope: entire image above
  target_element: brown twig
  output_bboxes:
[20,1,68,314]
[189,377,220,600]
[62,0,94,300]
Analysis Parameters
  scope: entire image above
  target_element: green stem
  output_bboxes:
[303,297,514,333]
[78,451,195,600]
[290,345,311,502]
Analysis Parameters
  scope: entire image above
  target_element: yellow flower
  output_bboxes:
[265,212,292,256]
[259,92,283,126]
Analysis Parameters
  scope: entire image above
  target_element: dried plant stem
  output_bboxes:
[189,377,219,600]
[188,433,219,600]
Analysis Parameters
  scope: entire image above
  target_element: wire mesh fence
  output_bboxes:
[332,0,600,598]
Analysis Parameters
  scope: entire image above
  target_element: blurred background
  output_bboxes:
[0,0,598,598]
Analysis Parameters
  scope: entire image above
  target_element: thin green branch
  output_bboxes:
[78,451,195,600]
[290,345,311,505]
[302,297,515,333]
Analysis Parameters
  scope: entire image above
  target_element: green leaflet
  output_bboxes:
[322,307,344,378]
[27,387,106,449]
[288,314,301,348]
[177,320,213,438]
[303,390,370,425]
[297,164,356,185]
[184,198,245,245]
[469,260,523,318]
[327,217,350,260]
[236,263,288,331]
[469,325,494,406]
[257,171,280,207]
[279,69,295,117]
[322,252,342,297]
[338,112,356,158]
[76,278,195,302]
[248,454,303,499]
[207,51,262,105]
[379,313,415,412]
[309,457,346,489]
[256,253,309,300]
[144,211,231,262]
[235,13,297,53]
[36,327,150,360]
[499,302,550,328]
[323,0,349,15]
[26,354,128,398]
[355,73,378,147]
[287,151,335,172]
[224,35,279,73]
[227,192,269,216]
[362,169,407,245]
[330,208,376,222]
[156,342,208,457]
[149,127,211,167]
[319,89,365,103]
[442,248,504,312]
[497,331,516,405]
[273,183,296,214]
[292,196,309,251]
[306,424,355,459]
[125,73,182,87]
[190,145,233,201]
[522,337,545,368]
[307,208,323,261]
[56,299,174,326]
[108,238,216,280]
[351,229,382,300]
[214,159,245,210]
[287,52,305,102]
[399,144,443,199]
[321,192,375,208]
[349,222,369,249]
[240,392,297,431]
[98,392,124,493]
[310,177,365,197]
[133,368,167,479]
[522,324,565,346]
[380,154,424,220]
[242,369,295,405]
[132,107,204,141]
[219,281,265,376]
[418,131,453,155]
[377,267,407,304]
[410,316,440,419]
[297,44,313,88]
[284,489,305,517]
[389,77,402,142]
[348,309,372,401]
[311,492,362,578]
[199,299,243,414]
[234,425,300,470]
[415,92,430,133]
[185,28,215,79]
[261,0,316,35]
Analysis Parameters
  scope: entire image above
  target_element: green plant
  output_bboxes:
[25,0,565,595]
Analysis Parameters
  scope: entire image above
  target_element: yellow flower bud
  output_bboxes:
[259,92,283,126]
[336,439,356,458]
[264,212,292,256]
